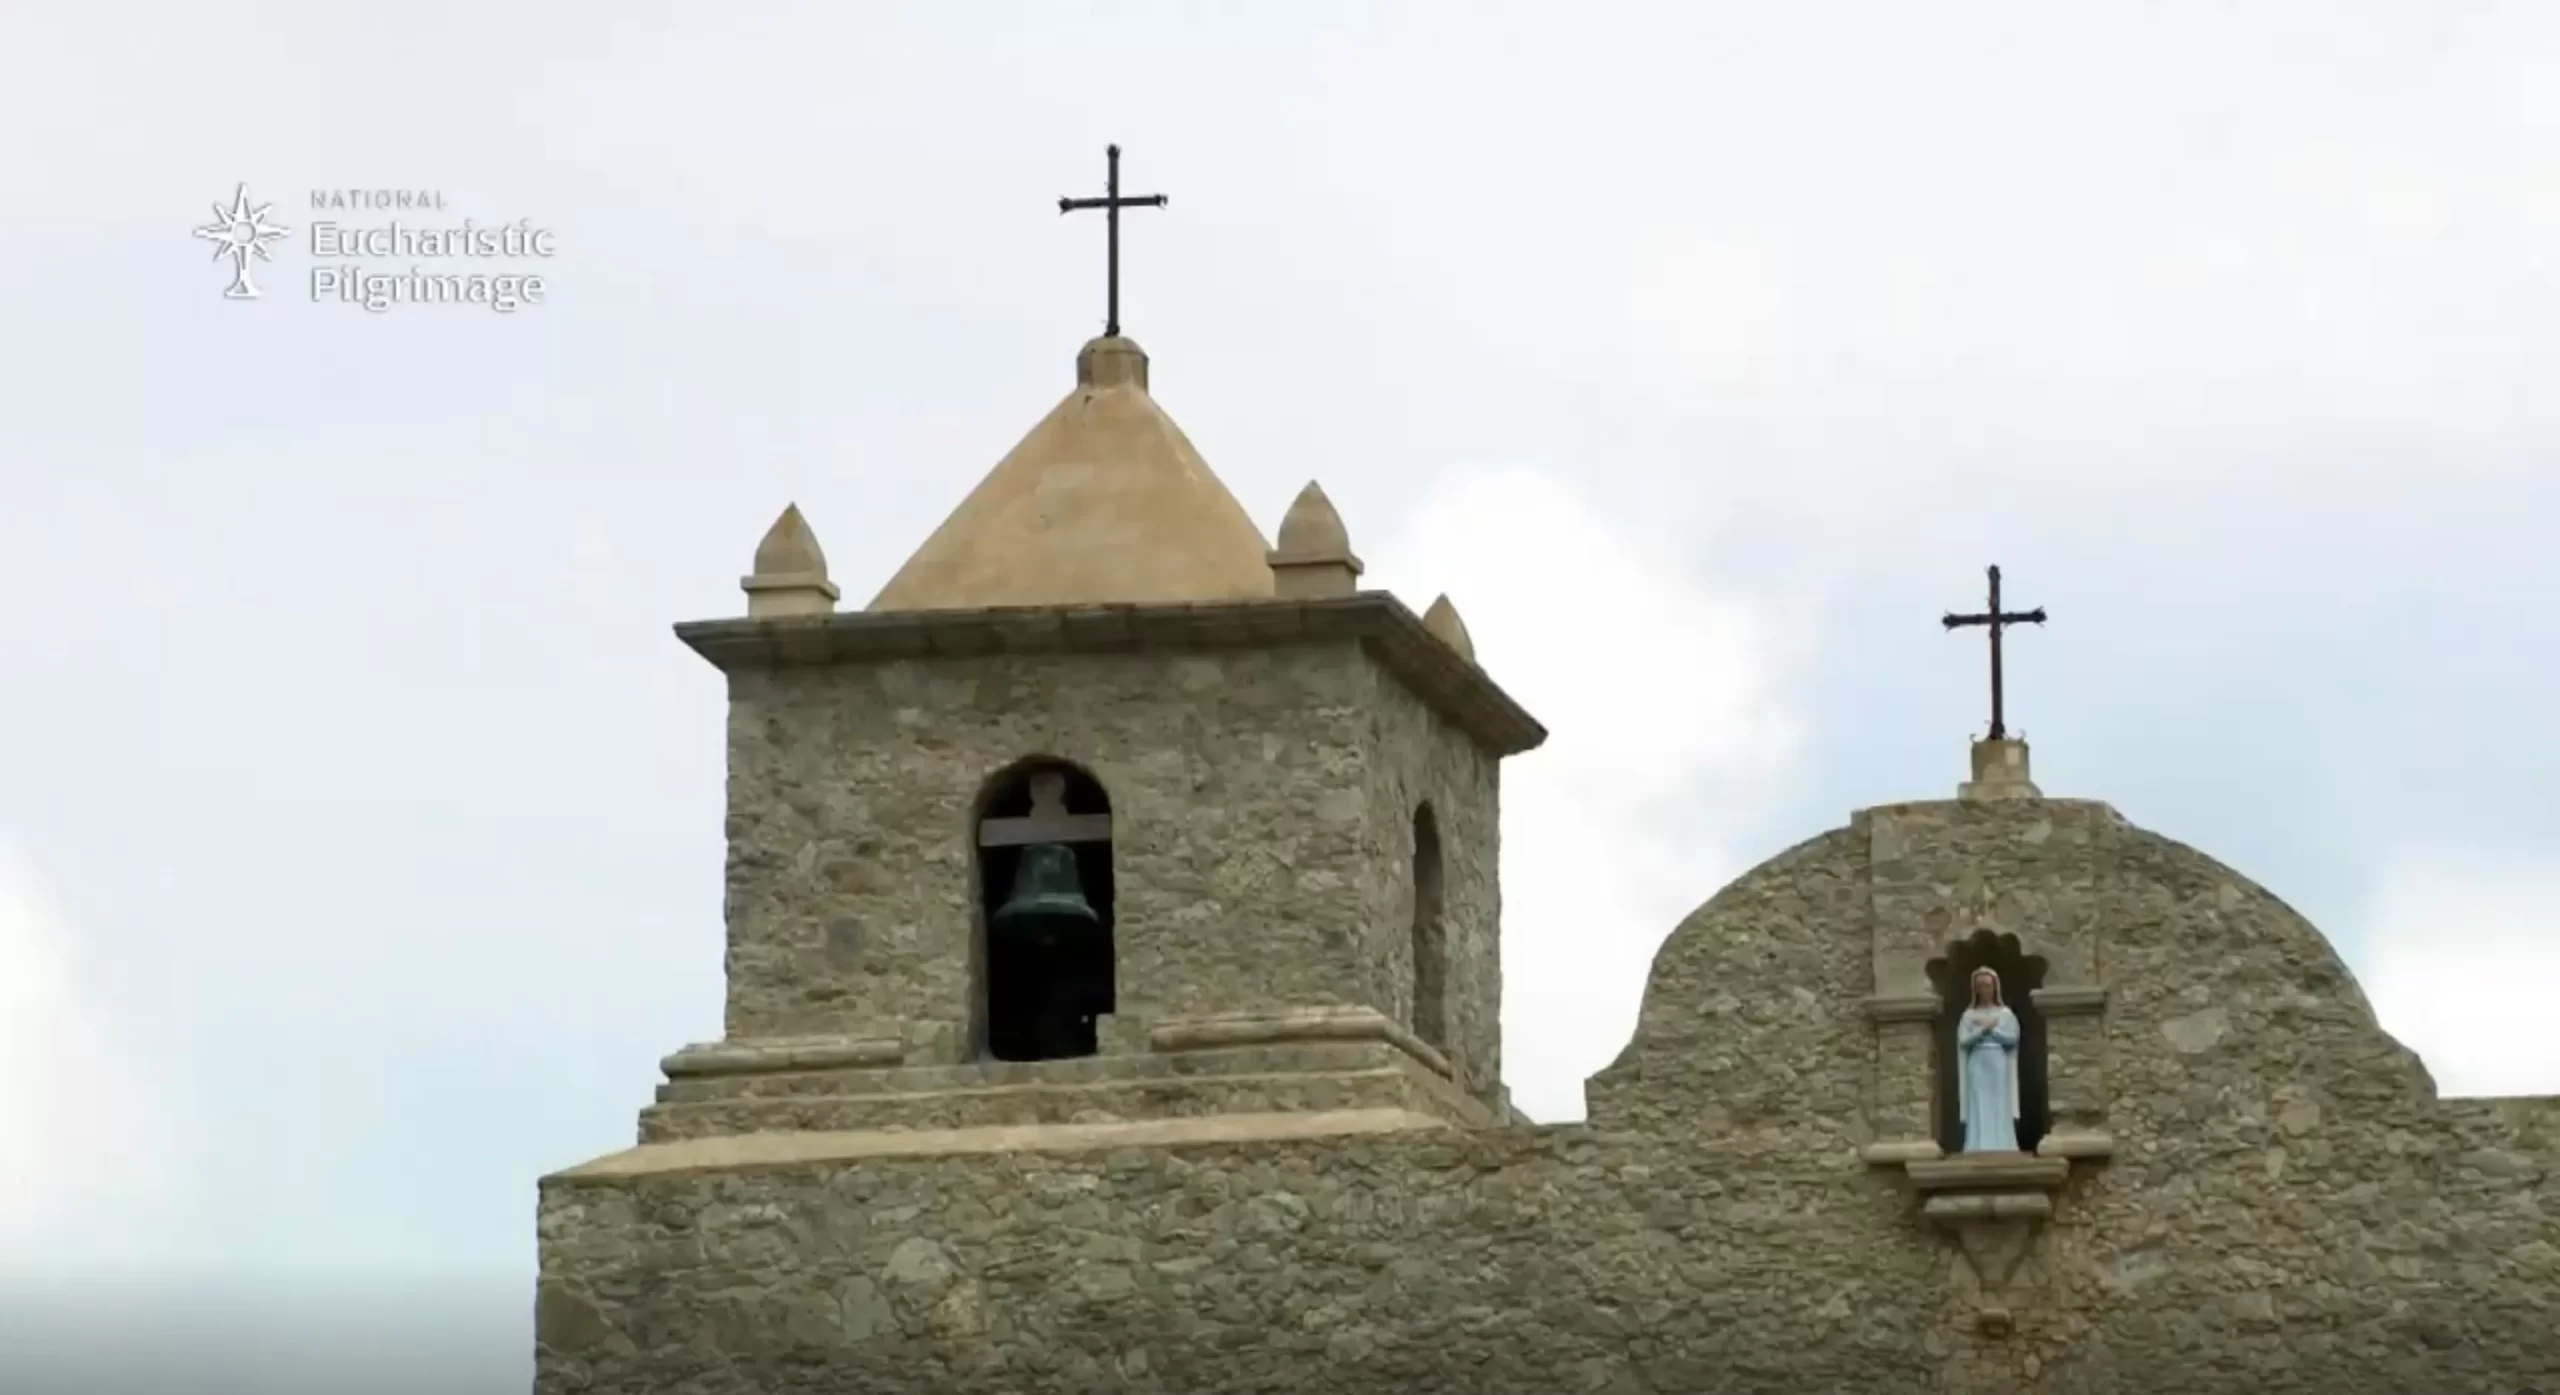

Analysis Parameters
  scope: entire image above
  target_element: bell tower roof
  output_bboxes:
[868,335,1276,612]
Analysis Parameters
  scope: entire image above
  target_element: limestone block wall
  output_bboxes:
[714,641,1500,1074]
[540,796,2560,1393]
[1357,661,1503,1108]
[536,1126,1943,1395]
[2024,812,2559,1389]
[535,1105,2553,1395]
[1584,826,1878,1139]
[1583,798,2560,1390]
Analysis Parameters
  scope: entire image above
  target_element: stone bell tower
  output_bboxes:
[636,332,1546,1142]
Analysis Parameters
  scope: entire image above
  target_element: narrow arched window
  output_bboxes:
[1411,802,1448,1051]
[973,759,1115,1062]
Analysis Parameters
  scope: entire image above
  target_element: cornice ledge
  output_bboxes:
[674,595,1548,756]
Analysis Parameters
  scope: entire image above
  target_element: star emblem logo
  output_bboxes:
[192,185,291,300]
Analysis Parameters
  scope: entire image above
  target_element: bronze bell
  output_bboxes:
[991,842,1099,935]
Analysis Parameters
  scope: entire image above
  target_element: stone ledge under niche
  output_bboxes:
[1860,1130,2113,1167]
[1900,1151,2089,1340]
[1906,1153,2071,1192]
[1922,1190,2051,1224]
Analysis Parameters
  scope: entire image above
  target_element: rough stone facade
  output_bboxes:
[683,596,1520,1120]
[537,608,2558,1393]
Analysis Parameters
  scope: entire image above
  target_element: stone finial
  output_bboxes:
[1075,335,1150,392]
[1266,481,1364,599]
[1959,737,2042,802]
[1422,594,1475,661]
[740,503,842,618]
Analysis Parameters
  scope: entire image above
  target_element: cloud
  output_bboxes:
[1369,466,1807,1120]
[2359,851,2560,1099]
[1622,226,1802,398]
[0,841,186,1267]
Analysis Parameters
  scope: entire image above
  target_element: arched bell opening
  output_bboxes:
[1410,802,1448,1052]
[972,758,1116,1063]
[1926,930,2051,1155]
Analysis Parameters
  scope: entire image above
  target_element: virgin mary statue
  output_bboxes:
[1956,967,2022,1153]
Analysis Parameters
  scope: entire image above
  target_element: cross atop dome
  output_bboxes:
[1058,144,1169,340]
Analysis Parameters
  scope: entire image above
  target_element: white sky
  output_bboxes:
[3,0,2557,1314]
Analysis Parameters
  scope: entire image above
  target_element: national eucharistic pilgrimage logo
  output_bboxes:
[191,184,558,313]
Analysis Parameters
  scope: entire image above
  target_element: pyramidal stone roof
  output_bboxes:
[869,335,1276,611]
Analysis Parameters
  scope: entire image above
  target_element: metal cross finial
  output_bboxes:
[1058,144,1168,339]
[1941,565,2047,741]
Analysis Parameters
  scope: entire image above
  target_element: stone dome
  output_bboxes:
[869,336,1275,611]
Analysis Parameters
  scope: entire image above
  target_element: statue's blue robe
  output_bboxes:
[1957,1006,2021,1153]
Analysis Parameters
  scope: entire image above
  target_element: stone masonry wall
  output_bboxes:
[545,800,2560,1394]
[1589,801,2560,1391]
[1358,659,1504,1109]
[537,1125,1942,1395]
[715,642,1501,1070]
[2015,807,2558,1392]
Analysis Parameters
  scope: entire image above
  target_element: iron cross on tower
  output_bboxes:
[1058,144,1168,339]
[1941,565,2047,741]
